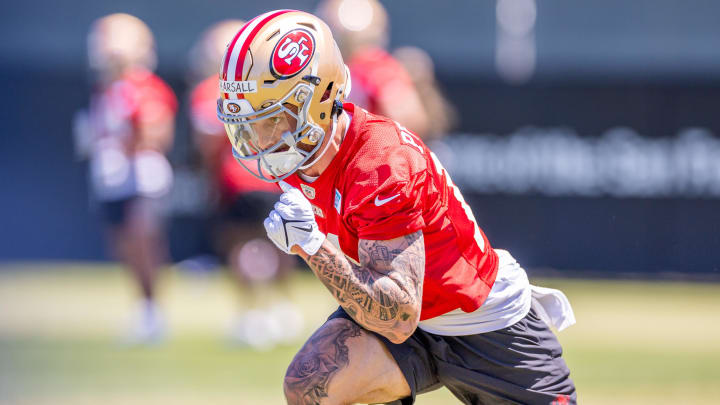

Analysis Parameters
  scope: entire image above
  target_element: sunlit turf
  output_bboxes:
[1,264,719,404]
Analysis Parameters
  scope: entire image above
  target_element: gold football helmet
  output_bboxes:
[217,10,351,182]
[88,13,157,82]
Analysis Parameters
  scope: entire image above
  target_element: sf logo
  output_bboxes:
[271,29,315,78]
[277,35,310,66]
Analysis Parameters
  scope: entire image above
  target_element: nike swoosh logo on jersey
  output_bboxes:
[374,194,400,206]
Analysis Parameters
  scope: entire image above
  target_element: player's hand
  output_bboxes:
[264,181,325,255]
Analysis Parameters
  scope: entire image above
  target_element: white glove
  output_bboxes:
[264,181,326,255]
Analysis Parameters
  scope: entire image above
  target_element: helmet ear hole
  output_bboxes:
[320,81,334,103]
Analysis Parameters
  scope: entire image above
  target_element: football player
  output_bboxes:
[187,20,302,348]
[74,13,177,343]
[216,10,577,404]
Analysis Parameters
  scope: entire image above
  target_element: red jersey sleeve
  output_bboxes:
[346,145,428,240]
[350,173,426,240]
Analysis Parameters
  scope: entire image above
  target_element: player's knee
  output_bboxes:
[283,368,331,405]
[282,376,300,405]
[283,355,343,405]
[283,319,362,404]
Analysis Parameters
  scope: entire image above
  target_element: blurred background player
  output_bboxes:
[73,13,178,343]
[392,45,459,164]
[392,46,458,142]
[186,20,302,348]
[316,0,430,138]
[319,0,458,169]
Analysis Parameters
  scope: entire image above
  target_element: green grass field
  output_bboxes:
[1,263,719,404]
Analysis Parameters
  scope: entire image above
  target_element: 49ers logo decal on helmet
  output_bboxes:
[270,28,315,79]
[226,102,241,113]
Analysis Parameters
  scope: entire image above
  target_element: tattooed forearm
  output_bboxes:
[303,231,425,343]
[284,321,362,404]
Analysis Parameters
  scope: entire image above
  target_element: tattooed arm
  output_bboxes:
[294,230,425,344]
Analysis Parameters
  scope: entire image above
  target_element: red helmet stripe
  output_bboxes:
[233,9,295,82]
[221,15,260,82]
[221,14,265,99]
[221,10,296,100]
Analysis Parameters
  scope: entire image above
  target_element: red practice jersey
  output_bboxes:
[90,68,177,145]
[284,104,499,320]
[190,76,279,198]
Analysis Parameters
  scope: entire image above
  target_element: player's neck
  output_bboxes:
[300,112,348,177]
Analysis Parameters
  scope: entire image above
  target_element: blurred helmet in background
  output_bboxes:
[217,10,351,182]
[393,46,458,140]
[393,46,436,84]
[187,19,246,84]
[87,13,157,82]
[315,0,388,58]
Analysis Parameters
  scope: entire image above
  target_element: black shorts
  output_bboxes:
[328,301,577,405]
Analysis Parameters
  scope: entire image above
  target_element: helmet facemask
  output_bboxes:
[217,10,350,182]
[218,82,328,182]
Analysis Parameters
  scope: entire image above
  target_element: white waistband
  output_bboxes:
[418,248,531,336]
[418,249,576,336]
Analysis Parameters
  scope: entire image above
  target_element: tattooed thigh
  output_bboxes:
[283,318,410,405]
